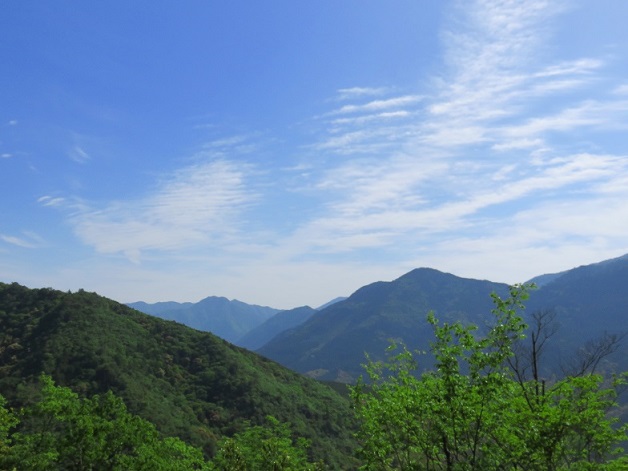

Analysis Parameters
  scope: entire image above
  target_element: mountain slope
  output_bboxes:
[316,297,348,310]
[128,296,278,344]
[0,283,357,468]
[258,268,509,382]
[238,306,317,351]
[526,254,628,372]
[258,256,628,384]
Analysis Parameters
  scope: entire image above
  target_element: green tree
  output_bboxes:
[1,377,326,470]
[0,394,18,460]
[1,375,208,470]
[210,415,323,471]
[351,284,628,470]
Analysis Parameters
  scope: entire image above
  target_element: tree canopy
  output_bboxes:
[0,375,208,470]
[351,284,628,470]
[0,282,357,468]
[0,376,324,470]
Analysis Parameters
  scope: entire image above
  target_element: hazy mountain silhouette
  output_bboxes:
[128,296,278,344]
[238,306,317,351]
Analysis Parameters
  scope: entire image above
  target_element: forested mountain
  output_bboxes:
[0,283,357,468]
[259,268,510,382]
[128,296,278,344]
[238,306,317,351]
[258,256,628,383]
[525,254,628,373]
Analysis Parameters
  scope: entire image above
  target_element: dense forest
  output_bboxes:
[0,281,626,469]
[0,282,357,468]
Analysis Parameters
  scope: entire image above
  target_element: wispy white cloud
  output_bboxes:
[315,123,416,154]
[336,86,391,101]
[499,98,628,140]
[535,58,603,78]
[293,0,628,272]
[613,84,628,95]
[201,133,261,152]
[416,3,604,148]
[331,95,423,115]
[38,195,66,207]
[55,159,255,263]
[313,94,422,154]
[302,152,626,249]
[68,145,91,164]
[0,231,45,249]
[330,110,411,126]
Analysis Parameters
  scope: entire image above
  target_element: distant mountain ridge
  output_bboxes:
[127,254,628,384]
[526,253,628,350]
[258,255,628,383]
[237,306,317,351]
[526,253,628,287]
[128,296,278,344]
[259,268,510,382]
[125,300,193,315]
[316,297,348,310]
[237,298,348,350]
[128,295,348,349]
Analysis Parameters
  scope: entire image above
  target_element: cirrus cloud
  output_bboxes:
[66,159,256,263]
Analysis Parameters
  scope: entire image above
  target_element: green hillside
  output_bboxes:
[0,282,357,469]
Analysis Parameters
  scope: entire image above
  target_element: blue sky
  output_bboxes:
[2,1,628,309]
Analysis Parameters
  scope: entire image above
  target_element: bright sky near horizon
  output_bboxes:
[2,1,628,309]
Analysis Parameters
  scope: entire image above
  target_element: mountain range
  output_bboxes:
[129,255,628,384]
[0,283,357,468]
[128,295,347,349]
[260,254,628,382]
[127,296,278,344]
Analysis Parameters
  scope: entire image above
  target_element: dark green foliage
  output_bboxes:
[0,395,17,458]
[351,285,628,470]
[1,375,208,470]
[0,377,327,470]
[210,416,324,470]
[0,282,357,469]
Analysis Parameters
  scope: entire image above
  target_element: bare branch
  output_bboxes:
[509,309,559,384]
[561,331,626,377]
